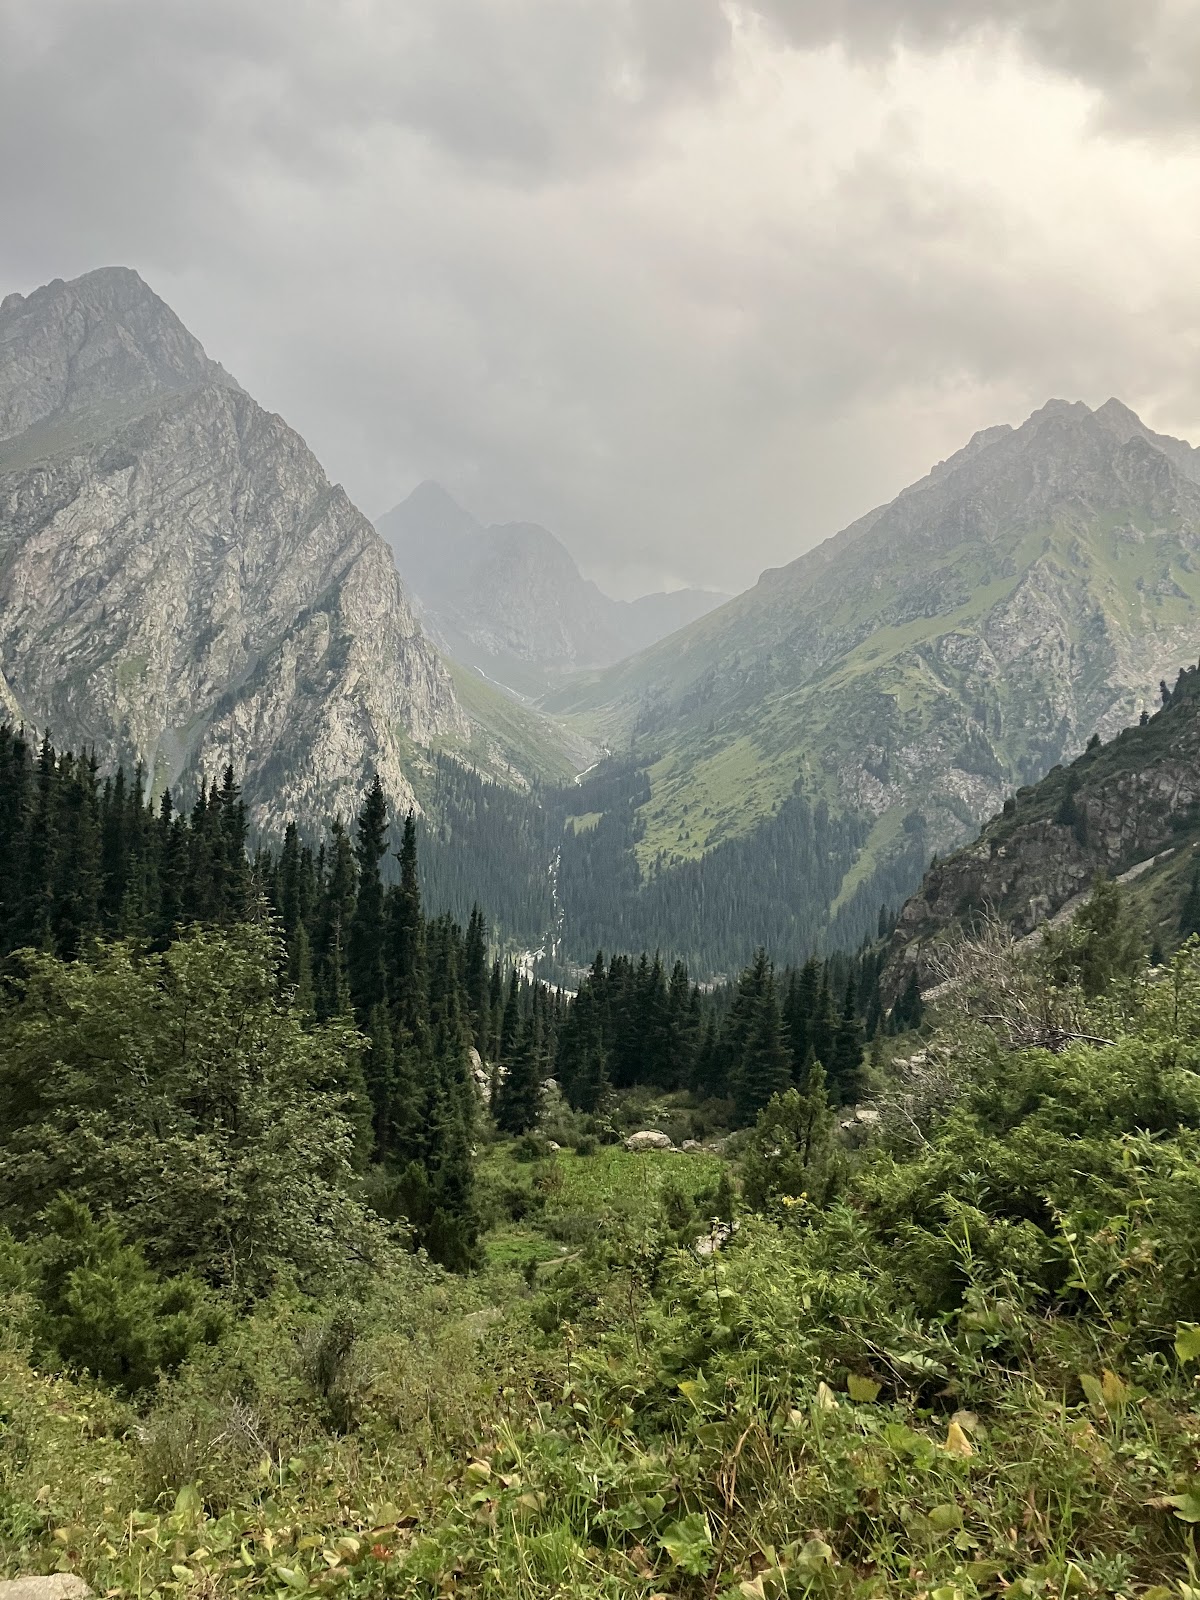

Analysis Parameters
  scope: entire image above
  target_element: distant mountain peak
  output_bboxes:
[547,392,1200,959]
[0,264,238,444]
[0,268,478,833]
[377,486,730,692]
[401,478,479,524]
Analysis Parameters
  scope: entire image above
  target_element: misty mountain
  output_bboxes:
[544,397,1200,965]
[0,268,578,836]
[377,481,728,697]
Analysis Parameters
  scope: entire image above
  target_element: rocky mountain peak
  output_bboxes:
[0,265,237,445]
[377,482,729,694]
[0,268,473,835]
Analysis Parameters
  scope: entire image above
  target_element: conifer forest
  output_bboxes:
[6,697,1200,1598]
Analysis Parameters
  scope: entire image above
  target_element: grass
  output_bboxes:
[437,657,590,786]
[565,811,602,835]
[547,510,1200,944]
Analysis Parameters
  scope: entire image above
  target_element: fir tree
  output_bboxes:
[348,776,389,1024]
[731,950,793,1126]
[1181,866,1200,940]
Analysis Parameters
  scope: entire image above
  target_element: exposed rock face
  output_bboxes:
[0,1580,92,1600]
[883,678,1200,997]
[378,482,727,695]
[0,268,466,833]
[0,266,238,442]
[625,1129,674,1151]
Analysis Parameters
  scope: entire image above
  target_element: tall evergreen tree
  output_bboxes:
[348,777,389,1024]
[828,975,867,1105]
[731,951,793,1126]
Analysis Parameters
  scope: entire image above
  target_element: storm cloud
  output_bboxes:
[2,0,1199,595]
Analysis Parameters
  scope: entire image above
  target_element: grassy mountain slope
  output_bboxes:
[546,399,1200,953]
[883,662,1200,996]
[435,656,594,786]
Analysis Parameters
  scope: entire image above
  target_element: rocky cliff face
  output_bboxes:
[883,673,1200,997]
[0,268,466,833]
[0,267,239,442]
[377,481,727,696]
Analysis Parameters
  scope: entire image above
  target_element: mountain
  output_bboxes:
[544,398,1200,966]
[882,661,1200,999]
[0,268,578,837]
[376,481,727,697]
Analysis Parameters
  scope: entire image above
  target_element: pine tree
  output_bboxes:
[731,951,793,1126]
[348,777,389,1024]
[828,975,867,1105]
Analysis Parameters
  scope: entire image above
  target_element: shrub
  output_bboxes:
[32,1196,223,1395]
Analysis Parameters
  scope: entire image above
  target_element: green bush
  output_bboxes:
[31,1196,222,1395]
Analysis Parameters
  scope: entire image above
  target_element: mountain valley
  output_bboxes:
[377,480,728,698]
[541,397,1200,967]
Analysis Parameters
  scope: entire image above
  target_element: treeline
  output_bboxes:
[556,941,884,1126]
[0,725,890,1265]
[416,754,554,945]
[0,726,533,1270]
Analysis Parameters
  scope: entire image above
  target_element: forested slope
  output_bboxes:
[545,399,1200,962]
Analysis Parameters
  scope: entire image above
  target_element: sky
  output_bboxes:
[2,1,1200,599]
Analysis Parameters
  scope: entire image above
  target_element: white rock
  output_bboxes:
[0,1580,93,1600]
[624,1129,674,1152]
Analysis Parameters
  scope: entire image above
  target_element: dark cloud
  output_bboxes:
[1,0,1198,596]
[748,1,1200,135]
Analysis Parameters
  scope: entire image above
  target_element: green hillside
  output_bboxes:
[542,399,1200,964]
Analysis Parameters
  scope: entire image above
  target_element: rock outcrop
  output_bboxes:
[0,268,466,832]
[882,669,1200,997]
[625,1129,674,1152]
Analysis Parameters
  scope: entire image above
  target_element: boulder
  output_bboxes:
[0,1581,93,1600]
[624,1130,674,1152]
[468,1046,489,1095]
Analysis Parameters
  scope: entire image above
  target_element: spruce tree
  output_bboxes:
[314,822,356,1021]
[463,906,490,1055]
[389,811,428,1043]
[1181,866,1200,940]
[348,777,389,1024]
[495,1004,543,1135]
[732,952,793,1126]
[828,975,867,1105]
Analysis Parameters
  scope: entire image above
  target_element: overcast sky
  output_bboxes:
[3,1,1199,598]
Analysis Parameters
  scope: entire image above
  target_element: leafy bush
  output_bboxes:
[0,925,395,1297]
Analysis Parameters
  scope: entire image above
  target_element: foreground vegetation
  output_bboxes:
[3,865,1200,1598]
